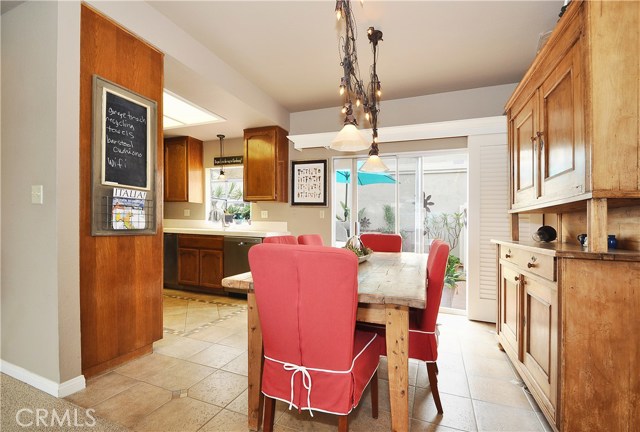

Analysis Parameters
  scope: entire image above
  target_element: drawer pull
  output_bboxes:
[505,253,511,259]
[527,262,536,268]
[514,276,520,282]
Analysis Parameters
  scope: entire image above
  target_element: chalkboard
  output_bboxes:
[102,89,150,189]
[91,75,157,236]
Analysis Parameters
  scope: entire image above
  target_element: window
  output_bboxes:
[207,167,250,223]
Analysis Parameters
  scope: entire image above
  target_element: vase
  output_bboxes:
[608,235,618,250]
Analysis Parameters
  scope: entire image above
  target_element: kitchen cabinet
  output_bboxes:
[177,234,224,292]
[497,244,558,420]
[493,240,640,432]
[505,0,640,251]
[164,136,203,203]
[507,6,585,211]
[243,126,289,202]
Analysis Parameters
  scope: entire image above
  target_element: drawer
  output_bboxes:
[499,245,556,281]
[178,234,223,250]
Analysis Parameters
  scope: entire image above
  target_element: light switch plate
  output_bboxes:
[319,210,325,219]
[261,211,268,219]
[183,209,191,216]
[31,185,43,204]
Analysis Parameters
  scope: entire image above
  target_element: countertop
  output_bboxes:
[163,226,289,238]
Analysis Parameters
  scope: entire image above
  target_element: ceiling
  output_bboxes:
[148,1,564,141]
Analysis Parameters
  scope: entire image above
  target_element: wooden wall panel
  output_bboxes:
[80,5,163,376]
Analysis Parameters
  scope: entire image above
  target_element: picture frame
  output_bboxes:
[91,75,158,236]
[291,159,328,206]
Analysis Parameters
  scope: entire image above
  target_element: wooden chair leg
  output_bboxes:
[263,396,276,432]
[435,362,439,375]
[427,362,443,414]
[338,415,348,432]
[370,370,379,419]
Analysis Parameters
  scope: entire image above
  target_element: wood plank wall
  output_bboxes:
[80,5,164,377]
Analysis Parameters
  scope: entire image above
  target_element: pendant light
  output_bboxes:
[217,134,226,179]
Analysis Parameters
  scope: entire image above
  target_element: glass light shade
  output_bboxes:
[330,123,369,151]
[360,154,389,172]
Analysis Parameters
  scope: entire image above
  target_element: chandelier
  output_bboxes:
[217,134,226,179]
[331,0,388,172]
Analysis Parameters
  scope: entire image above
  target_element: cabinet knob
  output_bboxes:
[527,262,536,268]
[514,276,520,282]
[505,253,511,259]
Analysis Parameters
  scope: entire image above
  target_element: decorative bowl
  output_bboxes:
[358,253,372,264]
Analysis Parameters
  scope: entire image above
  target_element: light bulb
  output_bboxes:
[365,112,370,121]
[219,169,226,180]
[339,85,345,96]
[341,106,347,114]
[356,98,361,107]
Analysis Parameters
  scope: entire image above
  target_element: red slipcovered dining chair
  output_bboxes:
[297,234,324,246]
[358,239,450,413]
[359,233,402,252]
[262,235,298,245]
[249,244,381,431]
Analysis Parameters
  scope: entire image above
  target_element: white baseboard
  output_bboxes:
[0,359,86,398]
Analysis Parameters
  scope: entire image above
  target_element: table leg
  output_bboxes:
[385,304,409,432]
[247,292,264,431]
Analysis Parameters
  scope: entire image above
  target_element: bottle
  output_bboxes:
[608,235,618,250]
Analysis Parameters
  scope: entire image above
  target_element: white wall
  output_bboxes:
[1,1,82,388]
[290,83,516,135]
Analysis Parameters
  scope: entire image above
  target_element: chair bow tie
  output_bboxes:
[283,363,314,416]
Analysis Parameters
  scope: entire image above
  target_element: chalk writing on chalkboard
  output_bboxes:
[102,89,150,190]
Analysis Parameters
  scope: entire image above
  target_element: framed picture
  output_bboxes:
[91,75,158,236]
[291,159,328,206]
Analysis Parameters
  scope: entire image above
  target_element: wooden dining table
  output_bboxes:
[221,251,428,432]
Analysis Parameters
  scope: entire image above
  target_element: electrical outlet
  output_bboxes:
[261,211,268,219]
[319,210,325,219]
[31,185,43,204]
[183,209,191,217]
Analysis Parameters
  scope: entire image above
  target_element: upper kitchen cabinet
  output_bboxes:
[164,136,203,203]
[505,0,639,213]
[243,126,289,202]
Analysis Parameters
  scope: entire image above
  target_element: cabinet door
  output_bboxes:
[178,248,200,286]
[164,138,188,202]
[244,128,277,201]
[511,96,538,207]
[522,275,558,416]
[199,249,223,290]
[499,263,523,360]
[539,40,586,202]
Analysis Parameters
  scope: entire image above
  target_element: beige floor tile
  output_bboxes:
[188,370,248,407]
[200,409,249,432]
[133,396,220,431]
[416,366,470,398]
[468,375,532,410]
[217,331,249,350]
[65,372,139,408]
[186,325,237,343]
[92,382,171,428]
[410,418,466,431]
[473,400,544,432]
[276,408,338,431]
[115,352,181,381]
[163,314,187,332]
[185,312,223,332]
[226,390,288,423]
[349,403,392,431]
[463,355,517,381]
[142,359,215,392]
[187,343,244,369]
[153,333,212,359]
[221,351,249,376]
[413,388,477,431]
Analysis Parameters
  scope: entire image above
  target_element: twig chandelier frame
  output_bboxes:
[332,0,388,172]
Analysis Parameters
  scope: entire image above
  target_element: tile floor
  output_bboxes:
[67,288,552,431]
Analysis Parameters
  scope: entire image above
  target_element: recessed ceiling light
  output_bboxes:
[163,90,224,129]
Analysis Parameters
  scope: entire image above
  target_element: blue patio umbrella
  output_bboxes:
[335,163,396,218]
